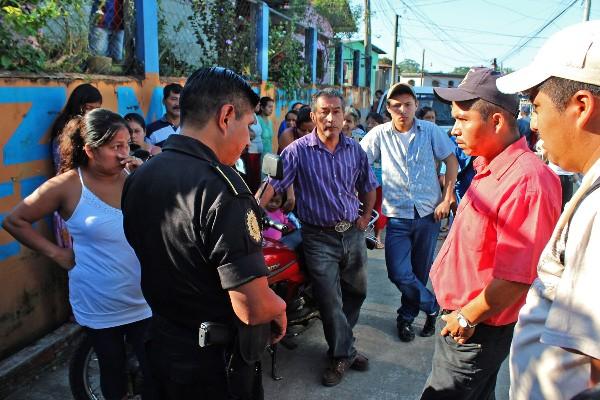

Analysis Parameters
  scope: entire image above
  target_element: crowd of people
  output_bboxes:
[2,20,600,400]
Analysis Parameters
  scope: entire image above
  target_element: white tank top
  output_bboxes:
[65,168,151,329]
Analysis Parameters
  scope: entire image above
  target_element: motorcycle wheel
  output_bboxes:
[68,335,104,400]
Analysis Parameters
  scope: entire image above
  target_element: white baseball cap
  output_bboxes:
[497,20,600,93]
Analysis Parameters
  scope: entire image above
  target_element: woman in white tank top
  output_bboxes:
[3,109,152,400]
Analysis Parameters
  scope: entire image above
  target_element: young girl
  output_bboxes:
[263,193,302,250]
[342,108,365,142]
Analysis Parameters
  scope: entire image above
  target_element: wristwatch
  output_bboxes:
[456,312,477,329]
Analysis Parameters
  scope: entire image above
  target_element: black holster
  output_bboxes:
[226,321,270,400]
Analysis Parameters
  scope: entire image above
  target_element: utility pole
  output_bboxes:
[364,0,372,90]
[420,49,425,86]
[391,14,399,86]
[583,0,591,21]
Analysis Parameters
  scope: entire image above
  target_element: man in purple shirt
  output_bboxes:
[259,88,378,387]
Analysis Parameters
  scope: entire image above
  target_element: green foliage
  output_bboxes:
[0,0,87,72]
[397,58,421,73]
[313,0,360,38]
[268,21,306,92]
[161,0,256,78]
[451,66,470,74]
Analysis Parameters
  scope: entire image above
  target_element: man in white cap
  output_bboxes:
[497,20,600,399]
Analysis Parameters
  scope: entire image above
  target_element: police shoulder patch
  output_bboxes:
[245,209,262,244]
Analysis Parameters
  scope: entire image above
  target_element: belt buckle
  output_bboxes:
[334,220,351,233]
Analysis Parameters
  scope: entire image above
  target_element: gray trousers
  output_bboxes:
[301,225,367,360]
[420,317,515,400]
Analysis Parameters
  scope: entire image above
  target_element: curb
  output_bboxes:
[0,323,84,398]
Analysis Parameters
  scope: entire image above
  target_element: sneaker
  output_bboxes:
[420,312,438,337]
[322,358,352,387]
[397,320,415,342]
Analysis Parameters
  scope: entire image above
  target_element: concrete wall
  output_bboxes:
[0,73,369,359]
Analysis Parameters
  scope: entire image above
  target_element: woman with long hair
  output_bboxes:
[50,83,103,171]
[3,109,152,400]
[50,84,103,249]
[278,107,315,153]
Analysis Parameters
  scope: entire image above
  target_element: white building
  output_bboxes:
[399,72,466,88]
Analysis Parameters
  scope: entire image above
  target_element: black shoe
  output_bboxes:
[322,358,352,387]
[397,320,415,342]
[350,353,369,371]
[420,312,438,337]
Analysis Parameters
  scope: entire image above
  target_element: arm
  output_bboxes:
[443,183,560,343]
[278,130,294,153]
[592,359,600,386]
[441,278,529,343]
[2,175,75,270]
[282,185,295,213]
[228,277,287,343]
[256,147,297,208]
[434,153,458,221]
[356,190,376,231]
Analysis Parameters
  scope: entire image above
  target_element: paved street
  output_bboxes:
[6,242,509,400]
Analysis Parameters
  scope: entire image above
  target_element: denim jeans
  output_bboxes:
[420,318,515,400]
[385,212,440,323]
[89,27,124,61]
[301,225,367,360]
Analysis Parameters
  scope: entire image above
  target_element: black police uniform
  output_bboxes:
[122,134,270,400]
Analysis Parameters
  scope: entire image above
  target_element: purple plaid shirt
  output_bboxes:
[270,131,379,227]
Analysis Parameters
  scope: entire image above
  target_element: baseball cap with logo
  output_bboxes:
[497,20,600,93]
[434,67,519,115]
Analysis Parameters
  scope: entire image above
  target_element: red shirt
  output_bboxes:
[430,137,561,326]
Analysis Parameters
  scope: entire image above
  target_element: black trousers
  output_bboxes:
[420,318,515,400]
[85,318,152,400]
[146,316,263,400]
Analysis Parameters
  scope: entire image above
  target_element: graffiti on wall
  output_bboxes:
[0,82,166,264]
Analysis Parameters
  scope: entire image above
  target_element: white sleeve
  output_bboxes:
[360,128,381,165]
[541,192,600,360]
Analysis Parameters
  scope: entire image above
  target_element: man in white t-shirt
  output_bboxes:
[497,20,600,400]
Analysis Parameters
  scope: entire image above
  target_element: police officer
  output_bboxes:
[122,67,287,399]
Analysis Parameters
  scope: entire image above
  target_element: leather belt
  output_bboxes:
[302,220,354,233]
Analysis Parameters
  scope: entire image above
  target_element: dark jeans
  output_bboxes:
[385,212,440,323]
[85,318,152,400]
[301,224,367,360]
[420,318,515,400]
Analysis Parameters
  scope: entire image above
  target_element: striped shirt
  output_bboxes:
[270,131,378,227]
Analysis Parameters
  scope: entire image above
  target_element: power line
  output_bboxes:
[499,0,578,62]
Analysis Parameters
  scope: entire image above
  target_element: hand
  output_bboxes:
[356,214,370,231]
[282,197,295,213]
[52,247,75,270]
[440,311,475,344]
[270,311,287,344]
[434,199,453,222]
[119,155,143,173]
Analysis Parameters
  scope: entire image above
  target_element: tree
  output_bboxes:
[397,58,421,73]
[379,56,393,66]
[451,66,470,74]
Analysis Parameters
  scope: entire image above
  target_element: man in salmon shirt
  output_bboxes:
[419,67,562,399]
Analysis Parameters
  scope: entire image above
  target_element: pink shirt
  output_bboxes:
[430,137,561,326]
[263,209,289,241]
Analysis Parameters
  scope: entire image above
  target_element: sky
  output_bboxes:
[348,0,600,73]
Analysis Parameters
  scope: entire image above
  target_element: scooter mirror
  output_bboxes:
[262,153,283,180]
